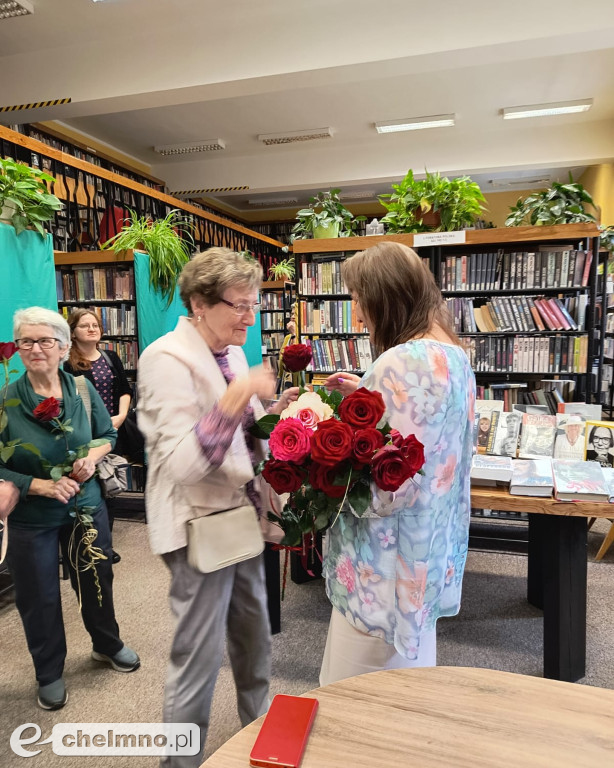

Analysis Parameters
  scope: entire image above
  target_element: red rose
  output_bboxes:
[310,418,354,467]
[0,342,18,360]
[33,397,61,422]
[262,459,306,494]
[269,417,311,463]
[389,428,404,448]
[309,461,349,498]
[398,434,425,476]
[371,445,413,492]
[353,428,385,463]
[282,343,312,373]
[338,389,385,429]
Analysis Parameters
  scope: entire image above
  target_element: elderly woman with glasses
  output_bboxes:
[137,247,298,767]
[0,307,139,712]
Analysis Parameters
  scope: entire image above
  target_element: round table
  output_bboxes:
[201,666,614,767]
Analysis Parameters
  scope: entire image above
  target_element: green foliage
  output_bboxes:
[291,189,366,241]
[102,208,194,307]
[600,225,614,254]
[379,169,485,233]
[249,413,280,439]
[268,258,295,281]
[505,175,596,227]
[0,157,63,238]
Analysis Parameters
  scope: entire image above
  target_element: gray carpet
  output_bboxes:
[0,517,613,766]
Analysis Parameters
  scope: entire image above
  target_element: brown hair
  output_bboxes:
[178,247,263,314]
[342,242,459,352]
[67,308,102,371]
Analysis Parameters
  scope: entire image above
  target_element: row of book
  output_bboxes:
[460,334,588,374]
[439,248,592,292]
[99,340,139,370]
[298,300,366,335]
[261,331,285,351]
[471,455,614,503]
[307,337,374,374]
[261,314,286,331]
[56,266,135,302]
[59,303,137,336]
[300,261,348,295]
[261,292,285,310]
[446,293,587,334]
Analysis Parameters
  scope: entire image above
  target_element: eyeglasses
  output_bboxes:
[16,337,62,350]
[76,324,100,331]
[593,435,612,444]
[219,298,261,315]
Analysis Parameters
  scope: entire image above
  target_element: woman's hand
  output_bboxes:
[325,372,361,397]
[221,366,277,418]
[69,457,96,484]
[32,477,81,504]
[0,480,19,521]
[270,387,300,415]
[111,414,126,429]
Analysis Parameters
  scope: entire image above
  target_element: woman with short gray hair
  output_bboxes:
[0,306,139,712]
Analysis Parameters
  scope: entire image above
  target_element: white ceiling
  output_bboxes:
[1,0,614,214]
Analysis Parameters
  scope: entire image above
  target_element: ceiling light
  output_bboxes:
[0,0,33,18]
[375,114,455,133]
[153,139,225,156]
[248,198,299,207]
[258,128,333,146]
[339,191,376,201]
[502,99,593,120]
[488,177,550,189]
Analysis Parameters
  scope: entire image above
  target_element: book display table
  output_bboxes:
[201,666,614,768]
[471,487,612,682]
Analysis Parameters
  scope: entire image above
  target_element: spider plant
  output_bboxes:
[268,258,295,281]
[102,208,193,306]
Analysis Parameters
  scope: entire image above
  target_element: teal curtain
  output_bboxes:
[134,250,263,366]
[0,224,57,379]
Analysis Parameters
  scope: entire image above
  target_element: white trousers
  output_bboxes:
[319,607,436,687]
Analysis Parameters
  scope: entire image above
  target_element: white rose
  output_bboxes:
[280,391,333,429]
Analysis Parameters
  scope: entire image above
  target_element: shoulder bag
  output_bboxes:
[75,375,129,498]
[186,505,264,573]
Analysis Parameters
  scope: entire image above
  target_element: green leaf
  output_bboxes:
[76,446,89,458]
[348,481,371,517]
[50,466,64,481]
[20,442,41,457]
[3,399,20,407]
[249,414,280,439]
[0,410,7,431]
[0,446,14,462]
[87,438,109,448]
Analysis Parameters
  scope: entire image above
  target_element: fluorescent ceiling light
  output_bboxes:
[258,128,333,146]
[153,139,225,156]
[375,114,455,133]
[0,0,33,18]
[502,99,593,120]
[248,198,299,207]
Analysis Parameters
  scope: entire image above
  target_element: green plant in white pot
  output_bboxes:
[0,157,63,239]
[291,189,366,241]
[102,208,194,307]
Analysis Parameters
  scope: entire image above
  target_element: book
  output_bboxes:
[584,420,614,468]
[471,454,513,484]
[488,410,522,457]
[518,413,556,459]
[513,404,550,415]
[475,400,505,454]
[600,467,614,502]
[509,458,554,497]
[552,459,609,502]
[250,695,318,768]
[553,414,586,460]
[556,402,602,421]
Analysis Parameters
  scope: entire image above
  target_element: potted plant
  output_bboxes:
[0,157,63,239]
[600,225,614,253]
[268,258,295,281]
[505,175,596,227]
[102,208,193,306]
[379,169,486,233]
[290,189,366,241]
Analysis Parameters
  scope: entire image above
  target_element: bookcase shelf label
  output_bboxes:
[414,231,466,247]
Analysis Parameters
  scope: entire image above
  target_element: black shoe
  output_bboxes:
[112,551,121,564]
[38,678,68,710]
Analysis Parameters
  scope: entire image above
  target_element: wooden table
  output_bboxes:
[471,488,613,683]
[201,666,614,768]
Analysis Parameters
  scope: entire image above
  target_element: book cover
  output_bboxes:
[553,414,586,460]
[509,458,554,496]
[552,459,609,502]
[518,413,556,459]
[475,400,505,454]
[557,402,602,421]
[584,420,614,468]
[488,410,522,457]
[471,454,513,483]
[600,467,614,502]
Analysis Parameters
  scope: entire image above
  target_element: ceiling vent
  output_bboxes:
[339,191,376,201]
[153,139,225,156]
[258,128,333,146]
[0,0,33,19]
[248,198,299,207]
[488,177,550,189]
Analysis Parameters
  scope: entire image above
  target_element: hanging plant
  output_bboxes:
[102,209,193,306]
[0,157,63,239]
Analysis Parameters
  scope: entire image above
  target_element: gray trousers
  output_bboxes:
[160,548,271,768]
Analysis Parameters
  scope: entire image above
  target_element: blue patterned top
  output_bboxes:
[323,339,476,660]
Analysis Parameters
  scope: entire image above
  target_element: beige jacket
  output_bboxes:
[137,316,266,555]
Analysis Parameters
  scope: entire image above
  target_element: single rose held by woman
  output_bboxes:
[33,396,61,422]
[281,343,313,373]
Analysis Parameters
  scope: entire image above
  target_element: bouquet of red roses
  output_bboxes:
[251,387,425,548]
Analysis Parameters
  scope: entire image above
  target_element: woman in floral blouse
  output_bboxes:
[321,242,476,685]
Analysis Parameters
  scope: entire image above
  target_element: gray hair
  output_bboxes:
[13,307,72,362]
[178,247,263,314]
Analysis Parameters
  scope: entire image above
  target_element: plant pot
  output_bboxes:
[414,207,441,230]
[313,222,339,239]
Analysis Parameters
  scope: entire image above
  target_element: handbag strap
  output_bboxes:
[99,349,117,376]
[75,375,92,427]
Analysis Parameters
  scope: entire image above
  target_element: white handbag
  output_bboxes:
[186,505,264,573]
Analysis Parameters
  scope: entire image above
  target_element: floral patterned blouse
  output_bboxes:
[323,339,476,660]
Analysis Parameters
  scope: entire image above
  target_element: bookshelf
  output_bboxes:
[260,279,294,375]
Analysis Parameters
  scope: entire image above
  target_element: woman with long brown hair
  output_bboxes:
[321,241,475,684]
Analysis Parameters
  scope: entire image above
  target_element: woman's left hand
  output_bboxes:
[270,387,300,414]
[70,457,96,484]
[111,414,126,429]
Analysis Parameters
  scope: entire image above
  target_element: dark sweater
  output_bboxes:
[64,349,132,417]
[0,370,116,528]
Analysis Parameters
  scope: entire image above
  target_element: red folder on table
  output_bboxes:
[250,694,318,768]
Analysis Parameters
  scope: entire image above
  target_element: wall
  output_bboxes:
[579,164,614,225]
